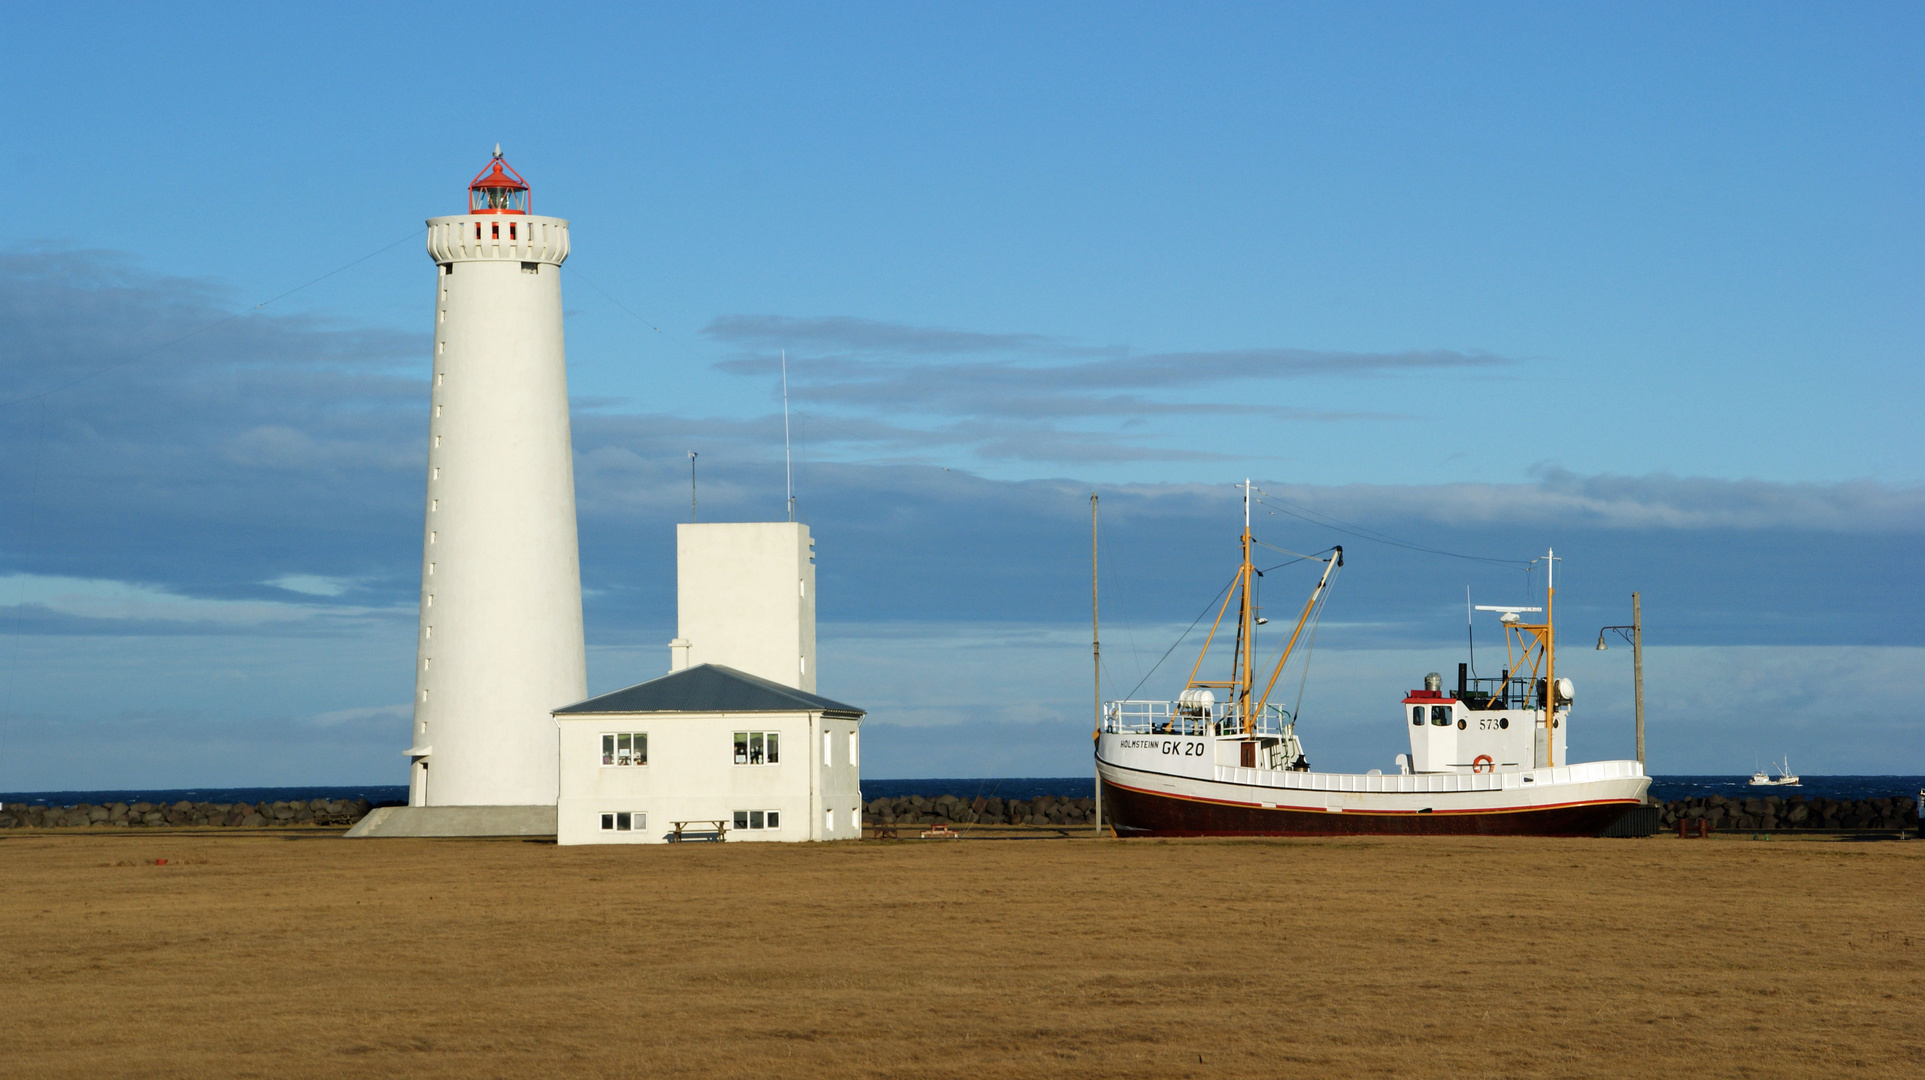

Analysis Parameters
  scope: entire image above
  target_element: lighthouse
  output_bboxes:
[389,149,587,825]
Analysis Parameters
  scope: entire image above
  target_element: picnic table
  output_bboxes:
[668,819,728,843]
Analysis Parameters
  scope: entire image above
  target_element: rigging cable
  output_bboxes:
[1121,571,1237,702]
[1290,574,1334,726]
[1252,491,1528,567]
[1099,523,1146,689]
[0,227,426,410]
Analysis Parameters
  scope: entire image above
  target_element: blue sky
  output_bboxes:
[1,3,1919,787]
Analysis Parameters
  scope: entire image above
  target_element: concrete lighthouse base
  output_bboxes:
[344,805,556,839]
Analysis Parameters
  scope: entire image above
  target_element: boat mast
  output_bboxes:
[1545,548,1557,767]
[1238,479,1255,735]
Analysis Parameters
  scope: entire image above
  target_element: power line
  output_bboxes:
[0,227,425,410]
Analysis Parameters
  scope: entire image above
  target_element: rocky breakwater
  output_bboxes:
[863,793,1097,828]
[0,798,375,829]
[1659,794,1918,833]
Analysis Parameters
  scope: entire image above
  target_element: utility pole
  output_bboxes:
[1597,594,1645,768]
[1092,493,1103,837]
[1632,592,1644,768]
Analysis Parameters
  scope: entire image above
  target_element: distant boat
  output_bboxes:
[1748,757,1800,787]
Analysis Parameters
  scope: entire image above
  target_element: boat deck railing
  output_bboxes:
[1103,700,1292,737]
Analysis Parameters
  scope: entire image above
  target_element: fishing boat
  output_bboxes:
[1093,483,1649,836]
[1748,757,1800,787]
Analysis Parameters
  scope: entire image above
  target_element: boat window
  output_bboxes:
[1412,707,1424,727]
[1431,705,1451,726]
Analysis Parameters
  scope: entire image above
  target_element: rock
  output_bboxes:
[1787,804,1810,824]
[241,813,266,827]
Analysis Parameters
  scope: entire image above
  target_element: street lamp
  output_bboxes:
[1596,592,1644,767]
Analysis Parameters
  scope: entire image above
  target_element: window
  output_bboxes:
[823,730,832,766]
[850,731,859,766]
[825,809,834,833]
[521,261,539,273]
[1411,706,1424,727]
[1431,705,1451,727]
[601,732,648,766]
[731,810,780,830]
[600,811,645,831]
[733,731,779,765]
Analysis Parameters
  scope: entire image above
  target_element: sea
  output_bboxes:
[4,775,1921,808]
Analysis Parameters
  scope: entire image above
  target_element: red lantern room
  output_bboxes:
[468,145,530,215]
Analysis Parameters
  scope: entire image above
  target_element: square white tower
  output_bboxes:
[671,523,816,692]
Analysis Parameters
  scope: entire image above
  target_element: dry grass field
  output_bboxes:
[3,828,1917,1079]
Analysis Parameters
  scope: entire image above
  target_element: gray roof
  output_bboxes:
[553,663,864,718]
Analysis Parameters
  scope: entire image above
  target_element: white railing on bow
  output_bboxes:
[1103,700,1293,736]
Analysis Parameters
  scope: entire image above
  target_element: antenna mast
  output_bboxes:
[782,349,794,522]
[688,451,698,523]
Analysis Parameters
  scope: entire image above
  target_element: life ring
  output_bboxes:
[1472,755,1494,774]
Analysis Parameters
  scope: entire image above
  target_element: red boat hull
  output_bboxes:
[1100,777,1639,838]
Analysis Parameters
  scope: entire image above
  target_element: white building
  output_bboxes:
[554,663,863,844]
[671,522,815,692]
[350,150,584,840]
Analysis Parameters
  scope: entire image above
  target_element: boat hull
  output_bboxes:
[1094,744,1649,838]
[1100,776,1639,836]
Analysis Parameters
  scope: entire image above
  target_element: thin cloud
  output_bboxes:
[700,313,1495,461]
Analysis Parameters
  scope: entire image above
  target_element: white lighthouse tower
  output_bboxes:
[370,150,587,833]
